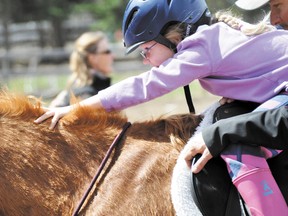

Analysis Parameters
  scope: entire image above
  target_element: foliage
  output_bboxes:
[1,0,235,30]
[206,0,233,13]
[1,0,231,37]
[0,0,235,48]
[72,0,127,32]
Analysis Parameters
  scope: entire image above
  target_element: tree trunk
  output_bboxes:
[1,0,12,83]
[50,17,65,48]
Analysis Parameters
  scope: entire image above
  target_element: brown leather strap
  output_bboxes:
[72,122,132,216]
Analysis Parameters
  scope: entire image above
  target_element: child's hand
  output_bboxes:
[34,106,73,129]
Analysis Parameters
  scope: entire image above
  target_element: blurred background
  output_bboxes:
[0,0,270,121]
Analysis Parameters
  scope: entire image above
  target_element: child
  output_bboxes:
[35,0,288,214]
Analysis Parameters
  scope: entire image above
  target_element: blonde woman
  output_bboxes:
[49,31,114,107]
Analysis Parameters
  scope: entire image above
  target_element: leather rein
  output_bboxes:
[72,122,132,216]
[72,86,193,215]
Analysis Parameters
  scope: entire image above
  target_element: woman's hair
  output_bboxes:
[67,31,106,88]
[163,10,275,48]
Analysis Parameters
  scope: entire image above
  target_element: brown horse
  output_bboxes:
[0,91,202,216]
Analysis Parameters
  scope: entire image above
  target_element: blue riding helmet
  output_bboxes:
[122,0,211,54]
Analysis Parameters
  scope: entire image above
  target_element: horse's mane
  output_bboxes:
[0,90,44,119]
[0,90,128,130]
[0,90,202,150]
[0,90,202,147]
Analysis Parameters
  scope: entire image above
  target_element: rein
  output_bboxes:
[72,121,132,216]
[184,85,195,113]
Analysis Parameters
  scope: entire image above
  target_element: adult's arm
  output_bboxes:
[202,106,288,157]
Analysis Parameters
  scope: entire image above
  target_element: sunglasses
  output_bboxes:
[140,42,157,59]
[97,50,112,55]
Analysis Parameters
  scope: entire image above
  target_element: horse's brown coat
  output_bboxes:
[0,91,202,216]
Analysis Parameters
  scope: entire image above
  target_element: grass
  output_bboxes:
[6,75,68,93]
[5,70,202,99]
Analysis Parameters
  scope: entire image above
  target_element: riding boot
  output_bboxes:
[233,168,288,216]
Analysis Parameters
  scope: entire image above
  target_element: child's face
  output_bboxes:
[139,41,174,67]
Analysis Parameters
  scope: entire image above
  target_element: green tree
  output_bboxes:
[1,0,235,48]
[0,0,94,47]
[73,0,127,35]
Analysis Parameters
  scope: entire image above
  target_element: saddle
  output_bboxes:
[190,101,288,216]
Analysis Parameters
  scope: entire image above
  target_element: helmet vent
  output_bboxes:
[125,9,138,32]
[166,0,172,6]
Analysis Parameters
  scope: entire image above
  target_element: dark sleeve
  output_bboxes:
[202,106,288,157]
[49,90,69,108]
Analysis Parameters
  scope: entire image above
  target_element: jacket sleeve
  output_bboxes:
[49,90,69,108]
[202,106,288,157]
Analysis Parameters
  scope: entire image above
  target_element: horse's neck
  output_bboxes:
[129,121,170,142]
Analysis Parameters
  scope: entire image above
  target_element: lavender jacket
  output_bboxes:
[98,23,288,111]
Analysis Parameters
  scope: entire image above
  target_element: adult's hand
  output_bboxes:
[34,105,73,129]
[184,133,213,173]
[219,97,234,105]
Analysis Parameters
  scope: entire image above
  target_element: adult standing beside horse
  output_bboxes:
[269,0,288,29]
[35,0,288,215]
[49,31,114,108]
[235,0,288,29]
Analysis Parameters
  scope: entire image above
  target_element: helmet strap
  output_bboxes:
[154,34,177,53]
